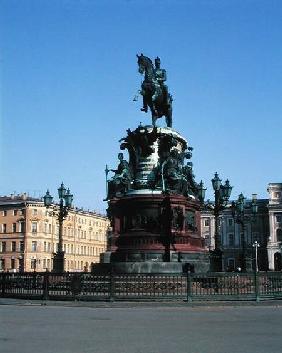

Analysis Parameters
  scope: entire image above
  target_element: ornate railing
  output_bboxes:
[1,271,282,302]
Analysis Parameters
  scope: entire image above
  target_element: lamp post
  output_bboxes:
[253,240,260,273]
[18,255,24,273]
[43,183,73,273]
[197,172,232,272]
[231,193,258,272]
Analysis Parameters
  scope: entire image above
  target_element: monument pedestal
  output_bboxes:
[103,192,209,273]
[102,124,210,274]
[52,251,65,273]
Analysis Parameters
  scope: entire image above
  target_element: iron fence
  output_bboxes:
[1,271,282,302]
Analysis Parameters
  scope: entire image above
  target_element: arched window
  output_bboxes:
[274,252,282,271]
[276,229,282,242]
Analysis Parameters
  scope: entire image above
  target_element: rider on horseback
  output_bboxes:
[141,56,168,112]
[152,57,168,104]
[137,53,172,127]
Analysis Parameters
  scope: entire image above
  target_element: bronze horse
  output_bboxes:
[137,54,172,128]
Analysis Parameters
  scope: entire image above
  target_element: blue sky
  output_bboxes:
[1,0,282,213]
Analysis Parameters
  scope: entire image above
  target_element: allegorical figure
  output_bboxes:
[108,153,132,198]
[137,54,172,128]
[182,162,198,196]
[162,150,185,193]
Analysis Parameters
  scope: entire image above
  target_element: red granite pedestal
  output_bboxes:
[103,192,209,273]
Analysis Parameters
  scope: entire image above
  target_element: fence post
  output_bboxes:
[109,267,115,302]
[186,271,192,303]
[43,273,49,301]
[71,273,82,301]
[254,271,260,302]
[1,273,6,297]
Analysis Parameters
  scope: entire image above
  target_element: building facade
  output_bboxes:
[1,183,281,273]
[267,183,282,271]
[0,194,109,272]
[201,197,270,271]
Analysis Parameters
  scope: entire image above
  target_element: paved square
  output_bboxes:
[0,301,281,353]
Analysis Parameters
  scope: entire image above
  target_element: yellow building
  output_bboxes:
[0,194,109,272]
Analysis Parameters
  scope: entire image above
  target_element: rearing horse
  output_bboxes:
[137,54,172,128]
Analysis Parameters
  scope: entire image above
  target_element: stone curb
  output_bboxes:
[1,298,282,308]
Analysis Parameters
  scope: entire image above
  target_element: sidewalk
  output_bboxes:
[1,297,282,308]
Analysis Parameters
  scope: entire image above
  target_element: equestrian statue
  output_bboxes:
[136,54,173,128]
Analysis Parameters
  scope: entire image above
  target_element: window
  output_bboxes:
[0,259,5,271]
[11,259,15,269]
[31,222,37,233]
[48,224,52,233]
[1,242,6,253]
[253,232,260,243]
[44,242,47,252]
[44,223,48,233]
[1,224,7,233]
[19,241,24,252]
[277,229,282,242]
[276,215,282,223]
[48,243,51,252]
[19,221,25,233]
[204,219,210,227]
[240,232,244,246]
[47,259,50,269]
[12,223,17,232]
[2,210,7,216]
[43,259,46,268]
[275,192,281,199]
[31,259,37,270]
[32,209,38,216]
[12,241,16,252]
[31,241,37,252]
[228,219,233,227]
[228,234,234,247]
[227,258,235,271]
[13,210,17,216]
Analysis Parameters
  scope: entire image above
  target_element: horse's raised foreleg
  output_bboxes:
[166,108,172,128]
[152,114,157,127]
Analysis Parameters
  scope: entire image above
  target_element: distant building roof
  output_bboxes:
[0,194,107,218]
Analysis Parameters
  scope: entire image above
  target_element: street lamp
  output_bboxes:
[43,182,73,272]
[252,240,260,273]
[231,193,258,272]
[198,172,233,272]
